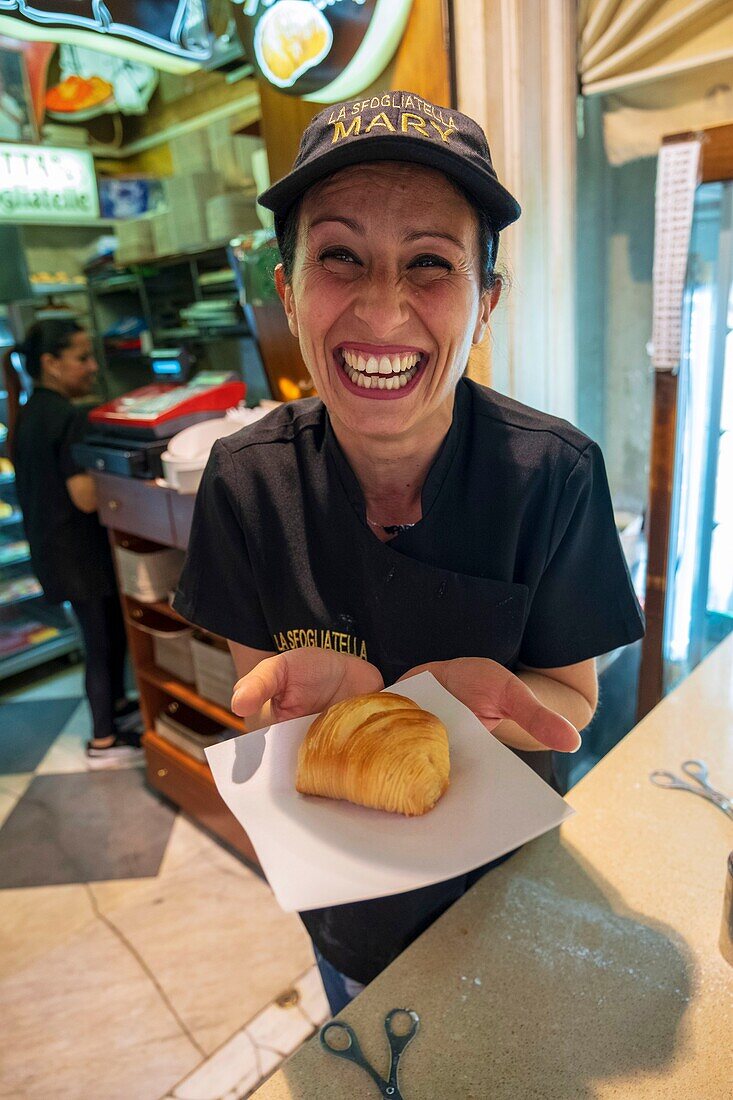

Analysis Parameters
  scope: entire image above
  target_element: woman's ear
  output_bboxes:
[274,263,299,339]
[39,351,59,383]
[472,279,502,345]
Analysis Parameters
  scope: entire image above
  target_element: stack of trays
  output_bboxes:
[180,299,241,331]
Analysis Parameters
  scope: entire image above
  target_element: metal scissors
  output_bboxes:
[319,1008,420,1099]
[649,759,733,820]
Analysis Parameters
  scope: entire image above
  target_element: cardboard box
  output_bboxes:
[164,170,224,249]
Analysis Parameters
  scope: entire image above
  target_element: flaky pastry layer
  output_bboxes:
[296,691,450,816]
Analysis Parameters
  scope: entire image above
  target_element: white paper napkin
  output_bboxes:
[206,672,574,911]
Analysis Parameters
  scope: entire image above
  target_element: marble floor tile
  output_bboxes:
[0,698,81,772]
[0,769,176,888]
[158,812,224,877]
[0,917,200,1100]
[35,701,91,774]
[294,966,330,1028]
[0,882,96,982]
[249,1041,283,1082]
[90,849,314,1055]
[3,664,84,701]
[246,998,314,1058]
[0,772,32,827]
[89,816,244,917]
[166,975,324,1100]
[80,814,226,921]
[172,1028,261,1100]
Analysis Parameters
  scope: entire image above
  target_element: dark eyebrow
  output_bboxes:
[308,217,465,251]
[308,215,365,233]
[403,229,466,249]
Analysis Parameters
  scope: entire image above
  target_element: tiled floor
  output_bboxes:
[0,664,330,1100]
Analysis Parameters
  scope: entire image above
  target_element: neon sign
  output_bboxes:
[0,2,211,73]
[233,0,413,103]
[0,144,99,222]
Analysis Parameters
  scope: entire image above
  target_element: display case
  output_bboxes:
[0,369,81,680]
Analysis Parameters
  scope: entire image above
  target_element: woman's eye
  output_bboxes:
[318,247,360,267]
[410,254,453,271]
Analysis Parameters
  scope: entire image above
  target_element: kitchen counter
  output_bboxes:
[253,633,733,1098]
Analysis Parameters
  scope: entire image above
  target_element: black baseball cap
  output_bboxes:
[258,90,521,241]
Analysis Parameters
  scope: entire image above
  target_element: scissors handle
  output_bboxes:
[680,760,733,810]
[384,1009,420,1096]
[384,1008,420,1053]
[680,759,711,786]
[649,770,733,817]
[320,1010,419,1100]
[649,770,690,790]
[319,1022,389,1095]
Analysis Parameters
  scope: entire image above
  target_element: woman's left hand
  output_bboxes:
[397,657,581,752]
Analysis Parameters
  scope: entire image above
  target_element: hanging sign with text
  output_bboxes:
[0,144,99,222]
[0,2,210,72]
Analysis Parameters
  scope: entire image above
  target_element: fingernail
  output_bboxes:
[571,737,582,753]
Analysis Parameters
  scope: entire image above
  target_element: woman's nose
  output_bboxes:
[352,272,410,338]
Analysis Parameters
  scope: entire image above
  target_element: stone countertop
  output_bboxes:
[253,635,733,1098]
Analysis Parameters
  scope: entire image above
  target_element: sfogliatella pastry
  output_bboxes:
[296,692,450,816]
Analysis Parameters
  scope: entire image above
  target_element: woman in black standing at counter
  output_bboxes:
[4,320,141,767]
[175,93,645,1012]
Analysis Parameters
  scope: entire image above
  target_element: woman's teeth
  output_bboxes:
[340,349,421,390]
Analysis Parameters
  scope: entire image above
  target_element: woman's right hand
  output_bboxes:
[231,647,384,724]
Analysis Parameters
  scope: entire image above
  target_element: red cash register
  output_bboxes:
[89,371,246,440]
[75,371,246,479]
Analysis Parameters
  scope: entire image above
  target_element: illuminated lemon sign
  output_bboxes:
[255,1,333,89]
[234,0,414,103]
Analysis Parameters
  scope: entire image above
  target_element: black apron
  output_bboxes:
[299,450,553,984]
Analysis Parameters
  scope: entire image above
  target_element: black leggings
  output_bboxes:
[71,595,128,741]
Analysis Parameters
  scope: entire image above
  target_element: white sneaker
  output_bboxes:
[86,737,144,770]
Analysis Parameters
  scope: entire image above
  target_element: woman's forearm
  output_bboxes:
[492,672,595,752]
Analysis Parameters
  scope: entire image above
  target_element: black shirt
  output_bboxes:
[14,388,117,605]
[174,378,644,982]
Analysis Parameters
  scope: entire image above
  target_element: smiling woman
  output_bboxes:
[173,90,644,1013]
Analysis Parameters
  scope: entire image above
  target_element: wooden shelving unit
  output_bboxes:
[95,472,257,865]
[137,664,246,733]
[83,243,274,405]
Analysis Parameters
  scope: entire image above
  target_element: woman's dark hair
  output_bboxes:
[1,319,82,460]
[15,318,82,381]
[277,176,501,292]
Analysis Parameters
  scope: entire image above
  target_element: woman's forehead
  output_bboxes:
[301,162,474,227]
[68,331,90,351]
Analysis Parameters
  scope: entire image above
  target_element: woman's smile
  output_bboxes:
[334,343,427,399]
